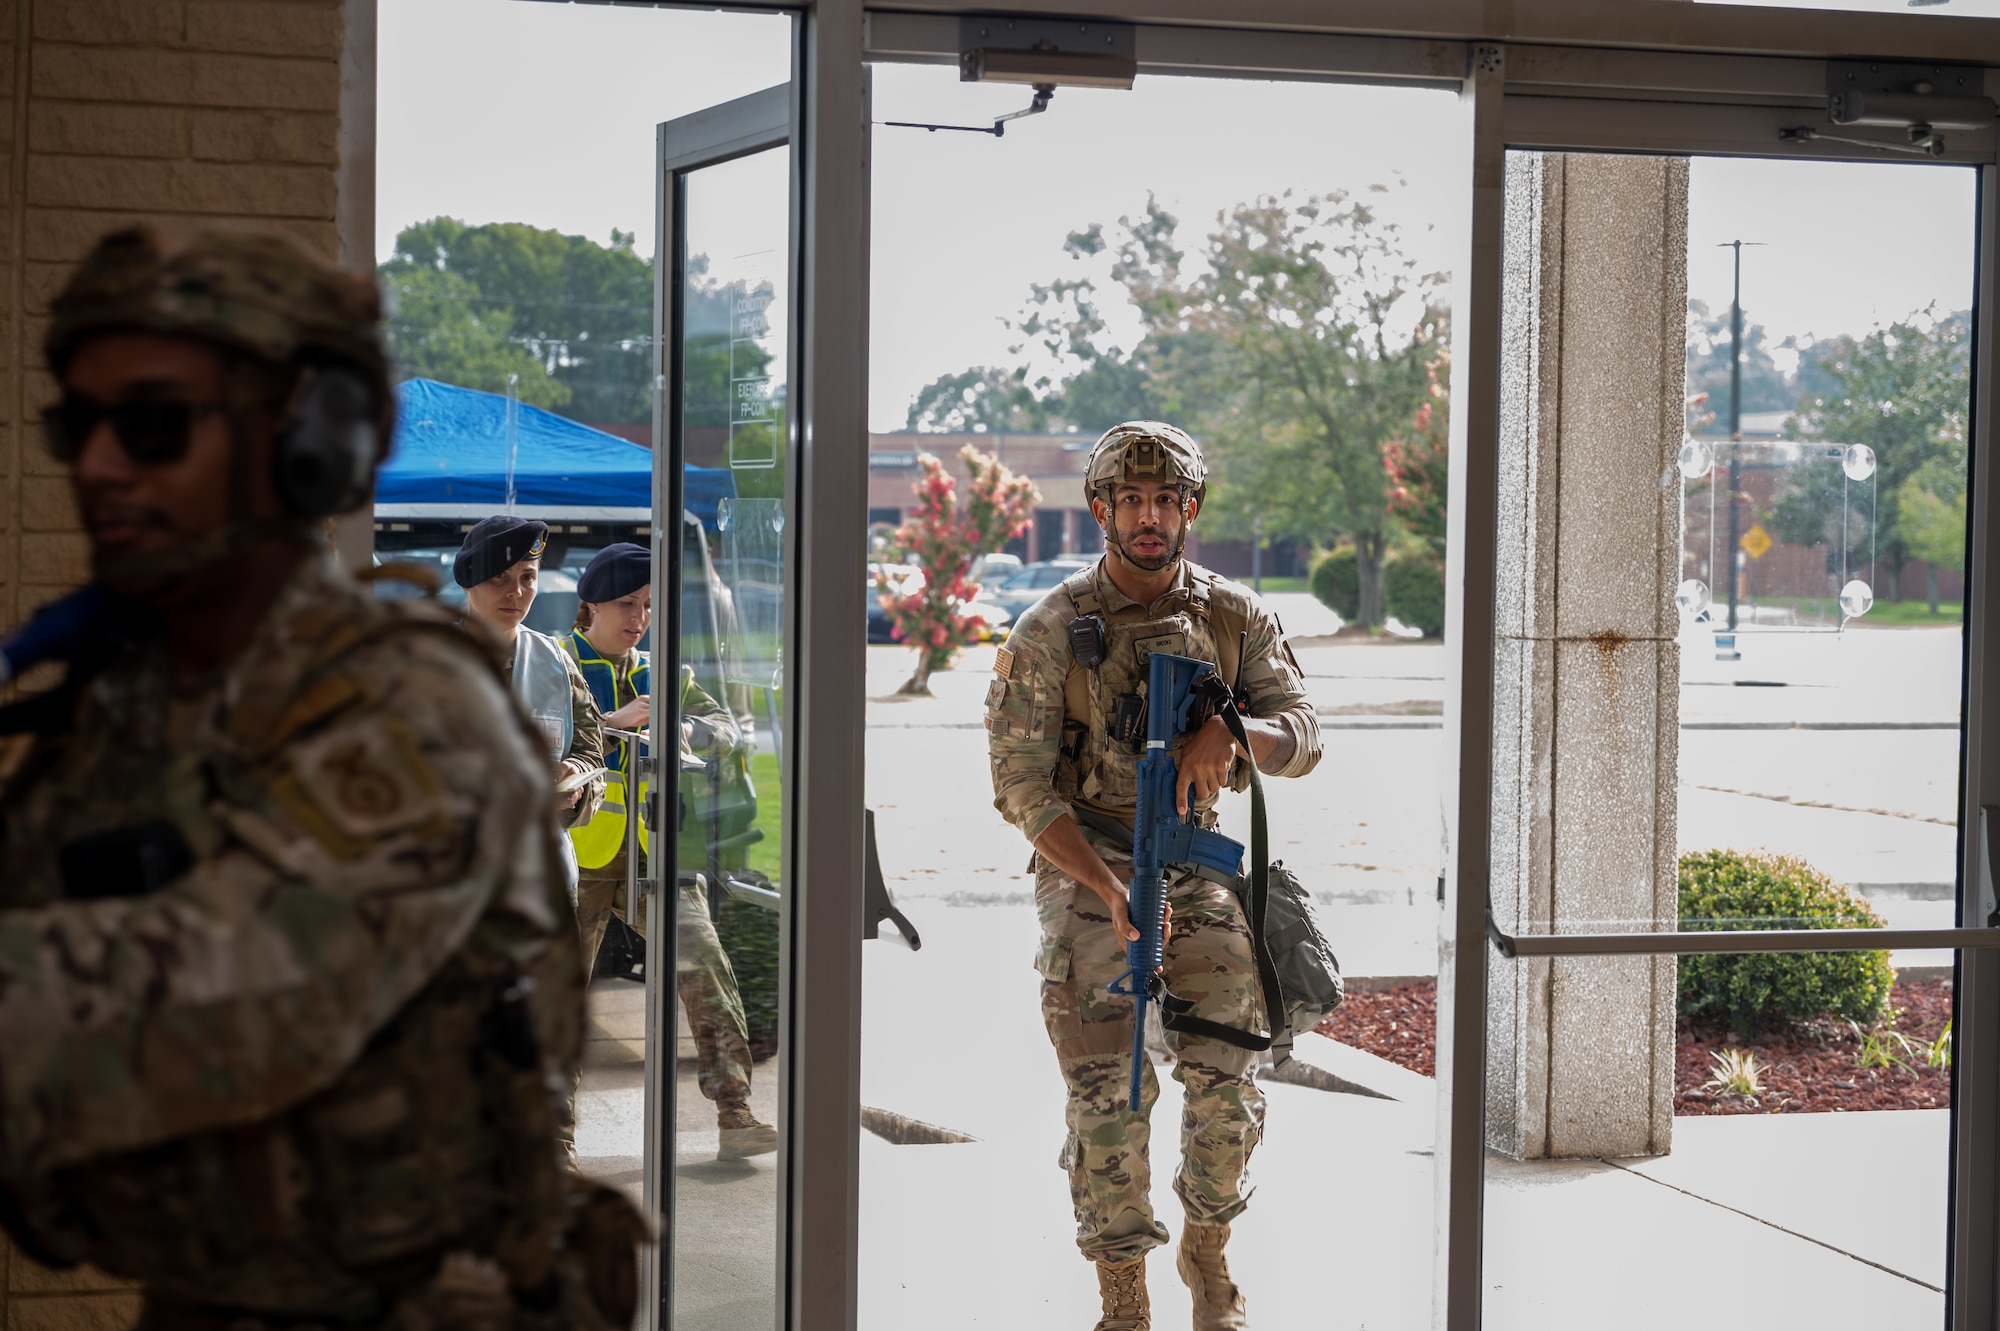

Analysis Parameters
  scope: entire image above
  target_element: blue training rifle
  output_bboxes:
[1104,651,1247,1112]
[0,584,116,687]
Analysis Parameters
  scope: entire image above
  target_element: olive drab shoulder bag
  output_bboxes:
[1200,684,1346,1068]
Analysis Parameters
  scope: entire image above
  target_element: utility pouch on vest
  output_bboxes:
[1067,614,1107,669]
[1111,693,1146,751]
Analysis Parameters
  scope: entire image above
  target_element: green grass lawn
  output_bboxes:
[745,749,782,881]
[1846,599,1962,626]
[1237,575,1309,594]
[1768,596,1964,626]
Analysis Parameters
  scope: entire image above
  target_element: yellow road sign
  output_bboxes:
[1740,523,1773,560]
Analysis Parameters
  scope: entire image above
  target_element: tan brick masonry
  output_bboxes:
[0,2,358,1324]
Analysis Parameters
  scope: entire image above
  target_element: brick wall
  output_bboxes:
[0,3,363,1326]
[0,0,353,632]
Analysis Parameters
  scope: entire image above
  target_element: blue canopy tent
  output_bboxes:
[377,378,733,526]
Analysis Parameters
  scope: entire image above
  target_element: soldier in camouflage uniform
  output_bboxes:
[986,422,1321,1331]
[0,225,644,1330]
[565,543,775,1160]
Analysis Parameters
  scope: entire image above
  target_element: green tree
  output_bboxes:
[1685,299,1795,423]
[382,217,655,423]
[1383,337,1450,560]
[379,265,569,409]
[904,190,1443,628]
[906,365,1053,433]
[1106,192,1442,627]
[1898,455,1968,613]
[1776,312,1970,602]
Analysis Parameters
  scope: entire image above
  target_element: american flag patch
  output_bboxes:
[995,647,1016,679]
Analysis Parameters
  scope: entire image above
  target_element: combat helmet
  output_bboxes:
[1083,420,1209,509]
[47,225,391,415]
[46,225,395,536]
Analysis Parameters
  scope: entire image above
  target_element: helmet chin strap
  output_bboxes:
[1098,489,1192,574]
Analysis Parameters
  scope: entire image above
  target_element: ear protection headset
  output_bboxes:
[272,361,381,519]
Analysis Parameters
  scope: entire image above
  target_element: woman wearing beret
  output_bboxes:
[567,542,776,1160]
[454,515,606,901]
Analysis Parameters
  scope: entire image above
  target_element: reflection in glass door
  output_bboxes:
[656,91,795,1331]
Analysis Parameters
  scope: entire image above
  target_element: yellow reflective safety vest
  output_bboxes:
[565,631,650,870]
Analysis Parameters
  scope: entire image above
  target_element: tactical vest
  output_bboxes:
[1058,562,1249,824]
[0,585,627,1327]
[564,632,651,870]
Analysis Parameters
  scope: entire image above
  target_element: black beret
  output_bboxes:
[577,542,650,604]
[453,515,548,588]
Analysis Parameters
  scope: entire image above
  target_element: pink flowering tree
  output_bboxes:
[878,445,1038,695]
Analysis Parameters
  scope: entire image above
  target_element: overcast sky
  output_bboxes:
[380,0,1982,431]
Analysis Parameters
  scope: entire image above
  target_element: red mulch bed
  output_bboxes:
[1676,979,1953,1115]
[1315,978,1953,1114]
[1316,981,1437,1078]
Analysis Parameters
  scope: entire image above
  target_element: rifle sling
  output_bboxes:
[1210,693,1288,1061]
[1148,974,1269,1051]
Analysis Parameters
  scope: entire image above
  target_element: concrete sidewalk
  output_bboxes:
[574,867,1952,1330]
[851,901,1948,1330]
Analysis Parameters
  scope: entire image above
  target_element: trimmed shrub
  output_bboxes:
[1383,548,1446,638]
[1677,849,1893,1032]
[714,889,780,1054]
[1311,546,1358,619]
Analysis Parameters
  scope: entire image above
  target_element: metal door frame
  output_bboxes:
[595,0,2000,1325]
[646,6,872,1325]
[1454,64,2000,1331]
[652,73,798,1331]
[853,14,2000,1326]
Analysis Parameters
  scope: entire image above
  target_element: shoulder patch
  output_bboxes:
[995,647,1016,680]
[279,715,445,851]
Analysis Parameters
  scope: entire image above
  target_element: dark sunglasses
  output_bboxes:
[42,394,225,466]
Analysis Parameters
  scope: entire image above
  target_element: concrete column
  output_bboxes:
[1486,152,1686,1160]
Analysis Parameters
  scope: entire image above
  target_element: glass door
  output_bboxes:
[1452,69,2000,1327]
[651,80,797,1331]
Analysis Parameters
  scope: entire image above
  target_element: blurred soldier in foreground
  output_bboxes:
[565,542,777,1159]
[985,422,1321,1330]
[0,226,642,1329]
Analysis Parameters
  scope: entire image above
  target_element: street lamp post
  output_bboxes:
[1724,239,1744,635]
[1716,239,1762,661]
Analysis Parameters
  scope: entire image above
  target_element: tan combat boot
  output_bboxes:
[716,1099,778,1160]
[1176,1223,1247,1330]
[1092,1256,1150,1331]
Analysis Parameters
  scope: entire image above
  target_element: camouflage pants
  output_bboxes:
[577,853,754,1105]
[576,845,647,984]
[1034,858,1265,1265]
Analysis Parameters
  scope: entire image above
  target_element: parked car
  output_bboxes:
[969,551,1023,586]
[987,558,1093,622]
